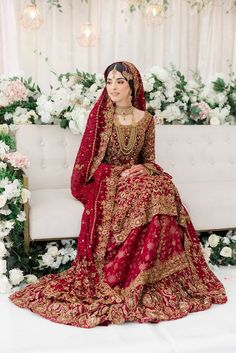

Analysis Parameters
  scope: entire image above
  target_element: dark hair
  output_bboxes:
[104,62,135,98]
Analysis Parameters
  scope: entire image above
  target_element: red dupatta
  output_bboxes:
[71,61,146,206]
[70,61,148,300]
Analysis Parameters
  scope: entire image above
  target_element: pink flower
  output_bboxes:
[192,101,210,121]
[197,101,210,120]
[3,80,28,103]
[4,152,29,169]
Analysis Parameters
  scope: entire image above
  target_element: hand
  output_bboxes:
[120,164,148,178]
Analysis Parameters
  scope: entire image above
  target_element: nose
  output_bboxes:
[110,81,118,90]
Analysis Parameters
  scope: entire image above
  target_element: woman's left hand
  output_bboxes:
[121,164,148,178]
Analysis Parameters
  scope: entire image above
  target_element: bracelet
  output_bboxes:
[144,166,153,176]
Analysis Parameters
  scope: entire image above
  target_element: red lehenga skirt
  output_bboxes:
[9,165,227,328]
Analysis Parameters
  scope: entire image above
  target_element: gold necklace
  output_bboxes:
[114,105,133,117]
[114,112,137,155]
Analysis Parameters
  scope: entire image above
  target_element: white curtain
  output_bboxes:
[0,0,20,76]
[0,0,236,88]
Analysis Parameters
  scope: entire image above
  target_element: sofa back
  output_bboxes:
[13,125,81,190]
[156,125,236,183]
[13,124,236,190]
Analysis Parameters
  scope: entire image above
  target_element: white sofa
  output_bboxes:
[12,124,236,248]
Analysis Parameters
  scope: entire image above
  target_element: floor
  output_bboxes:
[1,267,236,353]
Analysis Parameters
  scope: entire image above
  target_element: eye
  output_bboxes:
[117,80,125,84]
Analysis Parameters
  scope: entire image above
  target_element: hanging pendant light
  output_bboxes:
[77,22,98,47]
[144,1,166,25]
[20,3,43,30]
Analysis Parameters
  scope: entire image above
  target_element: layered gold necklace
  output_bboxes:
[114,105,137,155]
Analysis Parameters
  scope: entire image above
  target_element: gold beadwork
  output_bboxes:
[114,112,137,155]
[122,71,133,81]
[115,105,133,117]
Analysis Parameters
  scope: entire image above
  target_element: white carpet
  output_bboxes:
[1,267,236,353]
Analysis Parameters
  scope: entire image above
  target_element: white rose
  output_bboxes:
[2,179,21,200]
[223,237,230,244]
[0,124,9,134]
[50,256,62,269]
[21,188,31,204]
[150,66,170,82]
[25,274,38,284]
[0,162,7,170]
[143,75,155,92]
[41,253,54,267]
[16,211,26,222]
[0,241,7,257]
[62,254,70,264]
[89,83,98,93]
[13,114,30,125]
[0,275,12,293]
[210,116,220,125]
[186,80,200,92]
[0,206,12,216]
[220,246,232,258]
[69,120,80,135]
[0,141,10,155]
[0,220,15,239]
[208,234,220,247]
[9,268,24,285]
[0,195,7,208]
[26,110,38,120]
[47,246,59,257]
[4,112,13,121]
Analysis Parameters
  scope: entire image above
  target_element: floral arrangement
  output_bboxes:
[125,0,170,13]
[1,65,236,136]
[0,77,40,125]
[200,230,236,266]
[144,65,236,125]
[185,0,213,12]
[1,64,236,293]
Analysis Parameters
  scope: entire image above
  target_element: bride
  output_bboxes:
[9,61,227,328]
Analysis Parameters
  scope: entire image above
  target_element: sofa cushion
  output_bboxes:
[176,181,236,230]
[14,125,81,190]
[29,189,83,240]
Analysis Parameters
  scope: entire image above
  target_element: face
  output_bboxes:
[106,69,131,105]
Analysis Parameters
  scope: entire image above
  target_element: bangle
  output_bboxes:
[144,166,153,176]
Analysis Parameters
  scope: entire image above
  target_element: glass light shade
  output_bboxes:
[144,3,166,25]
[78,22,98,47]
[20,4,43,30]
[77,22,98,47]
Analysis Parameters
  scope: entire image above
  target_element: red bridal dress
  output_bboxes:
[9,62,227,328]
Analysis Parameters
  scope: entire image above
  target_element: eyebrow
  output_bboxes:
[107,77,126,81]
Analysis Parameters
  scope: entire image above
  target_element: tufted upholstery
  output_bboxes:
[156,125,236,231]
[13,124,236,242]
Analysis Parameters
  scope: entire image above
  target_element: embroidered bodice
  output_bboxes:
[103,111,155,168]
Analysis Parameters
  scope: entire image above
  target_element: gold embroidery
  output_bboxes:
[9,104,227,328]
[88,99,114,181]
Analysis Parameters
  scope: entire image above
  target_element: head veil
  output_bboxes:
[71,61,146,205]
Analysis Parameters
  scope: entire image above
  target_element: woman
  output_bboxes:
[9,61,227,328]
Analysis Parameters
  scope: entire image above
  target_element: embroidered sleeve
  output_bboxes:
[140,115,164,175]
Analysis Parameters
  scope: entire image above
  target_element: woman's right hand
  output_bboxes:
[120,164,149,178]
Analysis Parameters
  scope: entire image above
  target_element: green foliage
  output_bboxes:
[0,133,16,150]
[213,78,226,92]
